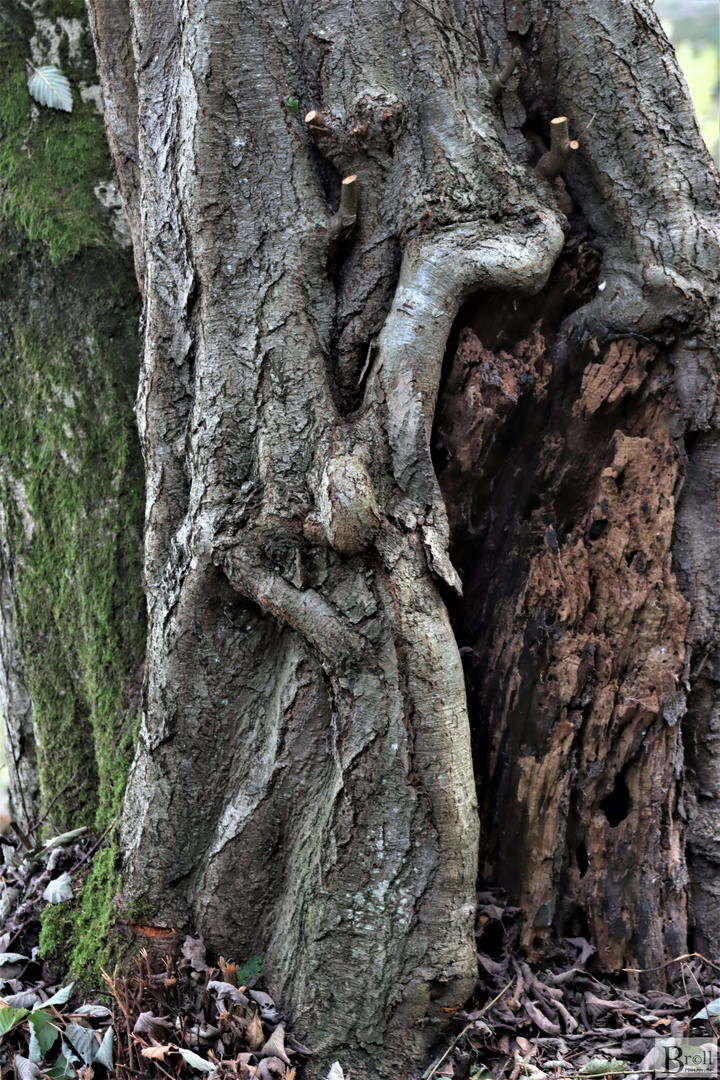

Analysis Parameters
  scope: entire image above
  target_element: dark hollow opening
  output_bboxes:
[600,769,631,828]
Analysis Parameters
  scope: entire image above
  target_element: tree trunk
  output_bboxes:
[3,0,720,1075]
[0,0,145,969]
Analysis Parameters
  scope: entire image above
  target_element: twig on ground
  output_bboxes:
[424,981,514,1080]
[70,818,116,877]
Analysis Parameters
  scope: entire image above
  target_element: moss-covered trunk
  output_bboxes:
[0,0,145,974]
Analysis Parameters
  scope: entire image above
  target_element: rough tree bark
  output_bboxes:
[2,0,720,1076]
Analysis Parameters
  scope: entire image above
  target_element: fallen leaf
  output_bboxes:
[4,993,41,1010]
[327,1064,344,1080]
[15,1054,42,1080]
[248,991,281,1023]
[246,1010,265,1052]
[70,1005,113,1019]
[182,935,208,972]
[208,981,249,1007]
[94,1025,114,1070]
[695,1000,720,1020]
[43,873,73,904]
[286,1034,312,1057]
[65,1022,103,1065]
[258,1058,286,1079]
[41,985,74,1009]
[134,1011,174,1034]
[178,1047,215,1072]
[262,1024,291,1065]
[142,1045,173,1061]
[524,1001,561,1036]
[28,1010,61,1059]
[579,1060,628,1076]
[0,1006,30,1037]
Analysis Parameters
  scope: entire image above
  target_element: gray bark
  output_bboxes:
[84,0,720,1074]
[0,495,40,829]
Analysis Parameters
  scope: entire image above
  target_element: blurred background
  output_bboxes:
[655,0,720,164]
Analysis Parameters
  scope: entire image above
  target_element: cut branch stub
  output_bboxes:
[338,174,357,229]
[489,47,521,98]
[327,175,358,262]
[305,108,332,136]
[305,108,341,163]
[536,116,579,180]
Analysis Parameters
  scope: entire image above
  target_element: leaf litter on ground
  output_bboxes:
[1,822,720,1080]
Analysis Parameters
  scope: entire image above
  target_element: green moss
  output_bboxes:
[0,233,146,833]
[0,0,146,983]
[40,842,132,983]
[37,895,75,976]
[0,0,115,262]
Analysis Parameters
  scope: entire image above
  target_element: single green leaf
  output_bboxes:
[695,999,720,1020]
[579,1061,628,1076]
[286,97,299,113]
[35,828,87,860]
[71,1004,110,1019]
[26,64,72,113]
[28,1028,42,1065]
[42,875,73,905]
[6,993,41,1010]
[38,985,73,1011]
[24,828,88,861]
[0,1007,29,1037]
[178,1048,214,1072]
[94,1027,114,1071]
[45,1051,75,1080]
[65,1023,100,1065]
[60,1041,80,1064]
[29,1012,61,1058]
[0,887,20,923]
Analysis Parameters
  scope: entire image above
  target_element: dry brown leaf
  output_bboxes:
[246,1010,265,1052]
[134,1011,174,1035]
[182,935,209,972]
[258,1059,286,1079]
[524,1000,562,1035]
[285,1070,296,1080]
[261,1024,291,1065]
[142,1044,173,1060]
[220,957,239,987]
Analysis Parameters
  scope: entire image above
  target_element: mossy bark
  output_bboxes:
[0,0,145,973]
